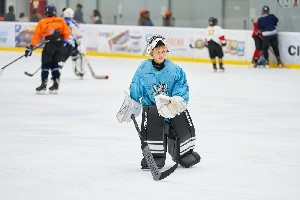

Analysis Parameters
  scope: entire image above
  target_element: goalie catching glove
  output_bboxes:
[116,91,142,123]
[154,94,187,118]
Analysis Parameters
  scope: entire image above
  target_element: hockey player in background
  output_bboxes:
[61,8,86,78]
[162,10,172,27]
[117,35,201,169]
[258,5,282,67]
[25,4,71,94]
[251,20,263,67]
[205,17,226,72]
[60,8,85,78]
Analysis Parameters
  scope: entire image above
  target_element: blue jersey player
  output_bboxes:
[117,35,201,169]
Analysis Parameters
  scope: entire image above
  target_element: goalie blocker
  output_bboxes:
[141,106,201,169]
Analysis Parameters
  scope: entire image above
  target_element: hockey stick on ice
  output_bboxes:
[24,66,40,77]
[131,115,178,181]
[189,44,197,49]
[0,41,46,77]
[189,43,207,49]
[82,54,109,79]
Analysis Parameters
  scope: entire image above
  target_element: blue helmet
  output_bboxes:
[262,5,270,14]
[45,4,57,16]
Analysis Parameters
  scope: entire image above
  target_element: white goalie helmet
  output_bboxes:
[63,8,74,18]
[143,34,169,56]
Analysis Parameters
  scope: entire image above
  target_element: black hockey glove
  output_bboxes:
[25,45,33,57]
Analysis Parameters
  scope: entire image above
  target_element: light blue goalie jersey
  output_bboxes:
[129,59,189,106]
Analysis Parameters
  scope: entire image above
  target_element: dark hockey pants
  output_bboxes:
[41,42,66,82]
[262,36,281,62]
[140,106,201,168]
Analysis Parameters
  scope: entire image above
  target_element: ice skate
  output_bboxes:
[219,66,225,72]
[252,59,258,68]
[218,62,225,72]
[277,58,283,68]
[257,55,267,68]
[49,79,59,94]
[36,80,47,95]
[213,66,217,72]
[74,69,84,79]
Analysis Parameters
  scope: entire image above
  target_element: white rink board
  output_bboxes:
[0,22,300,67]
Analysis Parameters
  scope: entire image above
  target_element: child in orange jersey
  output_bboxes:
[25,4,71,94]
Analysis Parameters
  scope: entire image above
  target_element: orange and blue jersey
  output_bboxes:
[30,15,71,46]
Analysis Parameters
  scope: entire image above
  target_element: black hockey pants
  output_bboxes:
[140,106,201,168]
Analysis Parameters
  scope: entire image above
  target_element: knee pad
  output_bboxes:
[169,110,201,167]
[49,62,60,80]
[41,62,52,80]
[141,106,166,163]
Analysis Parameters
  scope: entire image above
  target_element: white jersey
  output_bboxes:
[65,18,85,52]
[205,25,225,44]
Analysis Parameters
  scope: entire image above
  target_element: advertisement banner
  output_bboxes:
[0,22,16,47]
[278,32,300,64]
[15,23,38,47]
[0,22,299,67]
[0,22,37,47]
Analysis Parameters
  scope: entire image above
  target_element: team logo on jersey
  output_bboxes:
[152,82,168,96]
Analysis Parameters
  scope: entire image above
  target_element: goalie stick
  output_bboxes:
[82,54,109,79]
[131,115,178,181]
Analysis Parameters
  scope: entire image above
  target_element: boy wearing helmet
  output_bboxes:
[258,5,282,67]
[61,8,86,78]
[117,35,201,169]
[205,17,226,72]
[25,4,71,94]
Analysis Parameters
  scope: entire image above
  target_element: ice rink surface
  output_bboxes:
[1,51,300,200]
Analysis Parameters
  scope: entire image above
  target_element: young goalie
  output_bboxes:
[117,34,201,169]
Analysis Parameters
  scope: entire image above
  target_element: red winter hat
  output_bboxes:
[139,9,146,15]
[165,10,172,16]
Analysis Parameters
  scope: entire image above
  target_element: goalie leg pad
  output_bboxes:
[178,151,201,168]
[165,122,180,162]
[170,110,201,167]
[72,53,85,75]
[141,106,166,169]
